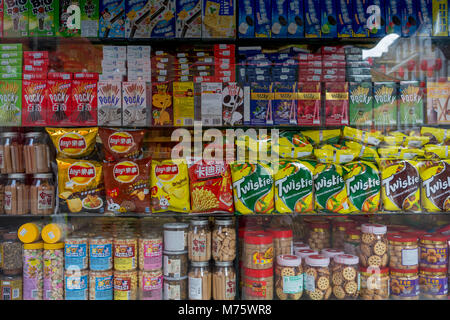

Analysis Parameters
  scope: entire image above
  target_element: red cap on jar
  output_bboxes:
[321,248,344,259]
[334,254,359,265]
[305,254,330,267]
[403,230,427,238]
[277,254,301,267]
[420,267,448,273]
[360,266,389,274]
[295,249,318,259]
[268,229,293,239]
[390,268,418,274]
[420,233,447,242]
[387,234,418,243]
[243,267,273,278]
[244,231,273,245]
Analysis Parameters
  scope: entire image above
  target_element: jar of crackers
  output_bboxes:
[138,231,163,271]
[331,254,359,300]
[388,234,419,270]
[321,248,344,269]
[296,249,318,272]
[360,267,389,300]
[242,267,273,300]
[419,234,448,270]
[332,219,354,250]
[30,173,54,215]
[359,224,388,268]
[306,222,330,252]
[275,254,303,300]
[89,270,113,300]
[212,218,236,262]
[213,261,236,300]
[344,229,361,256]
[139,269,163,300]
[419,268,448,300]
[390,268,419,300]
[188,219,211,262]
[243,231,274,269]
[304,254,331,300]
[164,276,188,300]
[113,270,138,300]
[188,261,212,300]
[269,228,293,257]
[164,223,188,252]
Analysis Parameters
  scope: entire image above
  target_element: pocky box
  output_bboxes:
[325,82,349,126]
[365,0,386,37]
[125,0,151,39]
[417,0,432,36]
[81,0,100,37]
[272,82,297,125]
[3,0,29,37]
[176,0,202,38]
[99,0,126,38]
[202,0,235,38]
[222,82,244,126]
[122,81,148,127]
[56,0,81,37]
[250,82,273,125]
[373,82,398,127]
[22,80,47,126]
[337,0,353,37]
[287,0,304,38]
[47,78,72,126]
[173,81,195,126]
[402,0,418,36]
[149,0,175,38]
[320,0,337,38]
[97,81,122,126]
[349,82,373,126]
[254,0,271,37]
[152,81,173,126]
[201,82,223,126]
[0,80,21,126]
[426,81,450,124]
[304,0,321,37]
[399,81,424,126]
[28,0,56,36]
[432,0,448,36]
[271,0,288,38]
[386,0,402,35]
[238,0,254,38]
[352,0,368,37]
[71,79,98,126]
[297,81,321,126]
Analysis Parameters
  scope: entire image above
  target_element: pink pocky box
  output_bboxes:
[97,80,122,126]
[22,80,47,126]
[122,81,148,127]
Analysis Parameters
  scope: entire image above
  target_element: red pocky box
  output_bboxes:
[71,80,98,126]
[297,82,321,126]
[325,82,349,126]
[22,80,48,126]
[47,79,72,126]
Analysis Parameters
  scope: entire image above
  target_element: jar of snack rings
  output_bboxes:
[23,242,43,300]
[188,261,212,300]
[0,132,24,174]
[359,267,389,300]
[332,220,354,250]
[269,228,293,257]
[1,275,22,300]
[65,235,89,271]
[388,234,418,270]
[89,235,113,272]
[5,174,29,215]
[419,268,448,300]
[419,234,448,269]
[344,229,361,256]
[243,231,274,269]
[304,254,331,300]
[65,269,88,300]
[2,231,22,275]
[360,224,388,268]
[138,231,163,271]
[188,219,211,262]
[30,173,54,215]
[321,248,344,269]
[163,250,188,278]
[43,242,64,300]
[213,261,236,300]
[113,234,137,271]
[275,254,303,300]
[114,270,138,300]
[139,269,163,300]
[390,268,419,300]
[242,267,274,300]
[164,223,188,251]
[212,218,236,262]
[164,276,188,300]
[331,254,359,300]
[307,222,330,252]
[89,270,113,300]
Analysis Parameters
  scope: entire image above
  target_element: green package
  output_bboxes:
[373,82,398,127]
[3,0,29,37]
[0,58,23,66]
[81,0,99,37]
[0,80,22,126]
[399,81,424,126]
[0,44,22,51]
[349,82,373,126]
[0,66,21,73]
[0,73,22,80]
[56,0,81,37]
[0,51,22,59]
[28,0,57,36]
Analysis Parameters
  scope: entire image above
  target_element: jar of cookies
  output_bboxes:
[390,268,419,300]
[321,248,344,269]
[30,173,54,215]
[24,132,51,174]
[304,254,331,300]
[360,267,389,300]
[213,261,236,300]
[164,223,188,251]
[163,250,188,278]
[293,241,309,252]
[269,228,293,257]
[332,219,354,250]
[113,234,137,271]
[242,267,273,300]
[212,218,236,262]
[419,268,448,300]
[188,261,212,300]
[164,276,188,300]
[113,270,138,300]
[243,231,274,269]
[388,234,418,270]
[188,219,211,262]
[275,254,303,300]
[331,254,359,300]
[360,224,388,268]
[419,234,448,270]
[296,249,318,272]
[139,269,163,300]
[307,222,330,252]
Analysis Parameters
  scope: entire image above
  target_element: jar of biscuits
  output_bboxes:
[0,132,24,174]
[344,229,361,256]
[269,228,293,257]
[164,223,188,251]
[65,235,89,271]
[332,219,354,250]
[360,267,389,300]
[296,249,318,271]
[163,250,188,278]
[212,218,236,262]
[188,261,212,300]
[419,234,448,269]
[65,269,89,300]
[164,276,188,300]
[138,231,163,271]
[139,269,163,300]
[23,242,43,300]
[293,241,309,252]
[390,268,419,300]
[419,268,448,300]
[242,267,273,300]
[275,254,303,300]
[4,174,29,215]
[24,132,51,174]
[307,222,330,252]
[321,248,344,269]
[113,270,138,300]
[89,270,113,300]
[188,219,211,262]
[304,254,331,300]
[213,261,236,300]
[331,254,359,300]
[243,231,274,269]
[30,173,54,215]
[360,224,388,268]
[388,234,418,270]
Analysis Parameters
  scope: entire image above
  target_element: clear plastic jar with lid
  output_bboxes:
[360,267,389,300]
[390,268,419,300]
[388,234,418,270]
[275,254,303,300]
[163,250,188,278]
[164,276,188,300]
[0,132,24,174]
[23,242,43,300]
[188,261,212,300]
[0,174,6,214]
[344,228,361,256]
[419,268,448,300]
[4,173,29,215]
[332,219,355,250]
[331,254,359,300]
[43,242,64,300]
[113,270,138,300]
[89,235,113,271]
[293,241,309,252]
[419,234,448,269]
[139,269,163,300]
[164,223,188,251]
[65,269,89,300]
[188,219,211,262]
[307,222,330,251]
[213,261,236,300]
[1,275,22,300]
[243,231,274,269]
[269,228,293,257]
[113,234,137,271]
[321,248,344,269]
[65,235,89,271]
[295,249,318,272]
[2,231,22,275]
[138,231,163,271]
[30,173,54,215]
[212,218,236,262]
[24,132,50,174]
[242,267,273,300]
[360,223,388,268]
[304,254,331,300]
[89,270,113,300]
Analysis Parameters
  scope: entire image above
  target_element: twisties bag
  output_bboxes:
[46,127,98,159]
[278,131,313,159]
[420,160,450,212]
[314,144,358,164]
[424,145,450,160]
[421,127,450,145]
[342,126,383,146]
[301,129,341,146]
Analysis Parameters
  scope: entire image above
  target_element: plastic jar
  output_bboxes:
[41,223,72,244]
[419,268,448,300]
[24,132,51,174]
[213,261,236,300]
[388,234,418,270]
[4,173,29,215]
[332,219,355,250]
[139,269,163,300]
[188,219,211,262]
[113,234,137,271]
[419,234,448,269]
[188,261,212,300]
[65,235,89,271]
[360,224,388,268]
[269,228,293,257]
[23,242,43,300]
[242,267,274,300]
[0,132,24,174]
[344,229,361,256]
[164,223,188,251]
[0,176,5,215]
[360,267,389,300]
[89,270,113,300]
[1,275,22,300]
[2,231,22,275]
[138,231,163,271]
[30,173,54,215]
[321,248,344,269]
[18,222,43,244]
[332,254,359,300]
[293,241,309,252]
[307,222,330,251]
[43,242,64,300]
[243,231,274,269]
[65,269,88,300]
[89,235,113,271]
[304,254,331,300]
[113,270,138,300]
[212,218,236,262]
[275,254,303,300]
[390,268,419,300]
[163,250,188,278]
[164,276,188,300]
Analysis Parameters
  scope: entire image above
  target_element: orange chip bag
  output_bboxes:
[46,127,98,159]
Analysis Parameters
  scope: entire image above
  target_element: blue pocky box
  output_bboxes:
[176,0,202,38]
[352,0,369,37]
[255,0,271,37]
[250,82,273,125]
[287,0,304,38]
[320,0,337,38]
[386,0,402,35]
[238,0,255,37]
[271,0,288,38]
[417,0,432,36]
[304,0,321,37]
[337,0,353,37]
[272,82,297,125]
[99,0,126,38]
[402,0,418,36]
[125,0,152,39]
[149,0,175,38]
[365,0,386,37]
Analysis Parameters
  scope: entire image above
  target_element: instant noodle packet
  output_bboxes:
[57,159,105,213]
[278,131,313,159]
[420,127,450,145]
[342,126,383,146]
[378,147,425,160]
[46,127,98,159]
[314,144,357,164]
[98,128,146,162]
[230,162,274,215]
[424,145,450,159]
[420,160,450,212]
[343,140,380,162]
[302,129,341,146]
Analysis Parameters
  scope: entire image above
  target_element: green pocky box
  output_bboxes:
[349,82,373,126]
[29,0,57,36]
[3,0,29,37]
[81,0,99,37]
[373,82,398,127]
[0,80,21,126]
[399,81,424,126]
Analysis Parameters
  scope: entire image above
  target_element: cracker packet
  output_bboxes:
[46,127,98,159]
[278,131,313,159]
[420,127,450,145]
[342,126,383,146]
[314,144,358,164]
[302,129,341,146]
[420,160,450,212]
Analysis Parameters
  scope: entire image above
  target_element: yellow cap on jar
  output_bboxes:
[18,223,42,244]
[24,242,44,250]
[44,242,64,250]
[41,223,64,244]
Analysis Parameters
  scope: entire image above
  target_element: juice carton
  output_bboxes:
[122,81,148,127]
[287,0,304,38]
[272,82,297,125]
[320,0,337,38]
[126,0,151,39]
[352,0,368,37]
[28,0,56,36]
[81,0,100,37]
[3,0,29,37]
[399,81,424,126]
[271,0,288,38]
[222,82,244,126]
[97,81,122,126]
[365,0,386,37]
[152,81,173,126]
[426,81,450,124]
[173,81,195,126]
[46,78,72,126]
[349,82,373,126]
[0,80,21,126]
[99,0,126,38]
[201,82,223,126]
[202,0,236,38]
[176,0,202,38]
[373,82,398,127]
[304,0,321,37]
[325,82,349,126]
[56,0,81,37]
[254,0,271,37]
[386,0,402,35]
[337,0,353,37]
[432,0,448,36]
[250,82,273,125]
[22,80,47,126]
[297,81,321,126]
[238,0,254,38]
[71,79,98,126]
[402,0,418,36]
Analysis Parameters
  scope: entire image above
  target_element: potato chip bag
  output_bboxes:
[380,159,421,212]
[424,145,450,159]
[342,126,383,146]
[274,160,315,213]
[420,160,450,212]
[343,161,381,213]
[230,162,274,214]
[302,129,341,146]
[278,131,313,159]
[378,147,424,160]
[57,158,105,213]
[343,140,380,162]
[150,159,190,213]
[314,144,357,164]
[98,128,146,162]
[421,127,450,145]
[314,163,351,214]
[46,127,98,159]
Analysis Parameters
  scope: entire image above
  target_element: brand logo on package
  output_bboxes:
[108,132,134,154]
[155,164,179,178]
[113,161,139,183]
[59,132,87,155]
[68,162,96,185]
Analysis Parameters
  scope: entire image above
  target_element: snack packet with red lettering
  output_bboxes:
[98,128,146,162]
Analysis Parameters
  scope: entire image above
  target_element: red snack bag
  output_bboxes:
[103,157,152,214]
[71,80,98,125]
[98,127,146,162]
[22,80,47,126]
[325,82,349,126]
[47,79,72,126]
[188,159,234,213]
[297,82,321,126]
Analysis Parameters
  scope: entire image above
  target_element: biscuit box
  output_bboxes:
[152,81,173,126]
[349,82,373,126]
[373,82,398,127]
[337,0,353,37]
[22,80,47,127]
[56,0,81,37]
[71,79,98,126]
[81,0,99,37]
[99,0,126,38]
[386,0,402,35]
[254,0,271,37]
[125,0,151,39]
[47,78,72,126]
[320,0,337,38]
[3,0,29,37]
[399,81,424,126]
[432,0,448,36]
[352,0,368,37]
[97,81,122,126]
[402,0,418,37]
[149,0,175,38]
[201,82,223,126]
[365,0,386,37]
[417,0,432,36]
[122,81,149,127]
[325,82,349,126]
[222,82,244,126]
[271,0,288,38]
[297,81,321,126]
[0,80,22,126]
[28,0,56,36]
[238,0,255,37]
[304,0,321,37]
[287,0,304,38]
[426,81,450,124]
[202,0,236,38]
[250,82,273,125]
[173,81,195,126]
[272,82,297,125]
[176,0,202,38]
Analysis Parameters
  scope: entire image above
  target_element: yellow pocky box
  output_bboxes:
[420,160,450,212]
[46,127,98,159]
